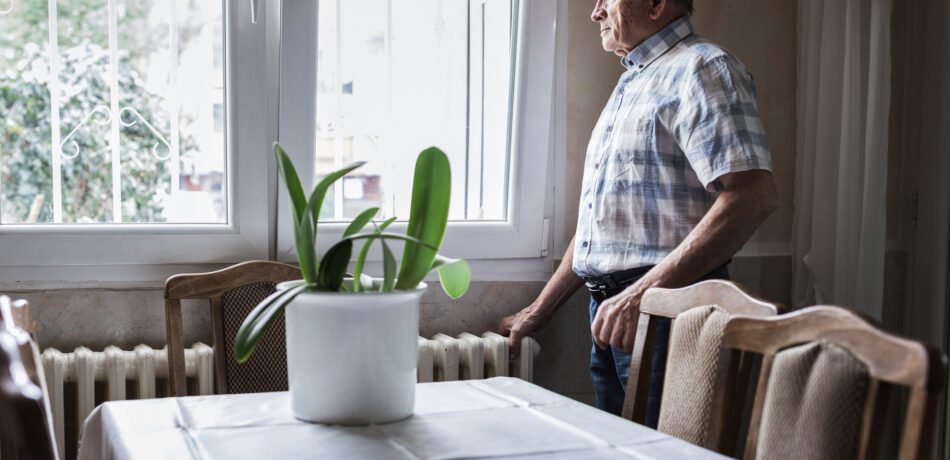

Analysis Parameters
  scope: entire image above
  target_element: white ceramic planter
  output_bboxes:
[284,283,425,425]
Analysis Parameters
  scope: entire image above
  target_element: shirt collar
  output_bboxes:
[620,15,694,71]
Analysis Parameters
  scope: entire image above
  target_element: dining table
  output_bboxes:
[77,377,727,459]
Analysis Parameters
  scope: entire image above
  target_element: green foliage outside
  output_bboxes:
[0,0,203,223]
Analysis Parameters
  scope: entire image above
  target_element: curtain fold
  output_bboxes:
[792,0,892,318]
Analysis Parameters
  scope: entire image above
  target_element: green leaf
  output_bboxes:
[275,143,316,284]
[317,238,352,291]
[306,161,366,244]
[295,160,365,282]
[352,216,397,293]
[332,231,438,252]
[276,280,308,291]
[377,217,398,232]
[234,284,307,363]
[395,147,451,290]
[377,219,398,295]
[274,143,306,222]
[381,239,396,292]
[376,217,398,233]
[295,211,317,284]
[432,255,471,299]
[343,207,379,238]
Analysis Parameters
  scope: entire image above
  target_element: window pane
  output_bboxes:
[315,0,514,222]
[0,0,226,224]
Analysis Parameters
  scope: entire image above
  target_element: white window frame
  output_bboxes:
[0,0,277,288]
[0,0,563,288]
[276,0,559,268]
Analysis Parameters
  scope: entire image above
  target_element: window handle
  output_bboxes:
[251,0,261,23]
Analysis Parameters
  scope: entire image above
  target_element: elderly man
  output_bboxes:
[497,0,778,424]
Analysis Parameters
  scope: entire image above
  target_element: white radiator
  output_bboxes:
[40,332,539,459]
[40,343,214,457]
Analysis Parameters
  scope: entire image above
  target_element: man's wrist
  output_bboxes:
[621,280,648,299]
[527,300,556,318]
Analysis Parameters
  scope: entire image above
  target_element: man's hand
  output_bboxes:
[496,306,553,358]
[590,284,646,352]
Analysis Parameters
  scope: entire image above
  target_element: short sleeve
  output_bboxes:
[673,56,772,192]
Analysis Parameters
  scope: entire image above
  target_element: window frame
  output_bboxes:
[276,0,559,264]
[0,0,277,288]
[0,0,563,289]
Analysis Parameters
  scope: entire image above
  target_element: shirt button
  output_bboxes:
[594,163,599,169]
[606,125,613,133]
[587,202,592,209]
[582,241,589,248]
[618,88,624,96]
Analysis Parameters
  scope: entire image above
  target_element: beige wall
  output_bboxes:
[563,0,798,250]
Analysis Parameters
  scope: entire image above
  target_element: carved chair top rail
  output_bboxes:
[723,305,945,389]
[165,260,300,299]
[640,279,782,319]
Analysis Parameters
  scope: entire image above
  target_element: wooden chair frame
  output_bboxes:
[0,296,58,460]
[722,306,947,459]
[621,279,782,455]
[164,260,300,396]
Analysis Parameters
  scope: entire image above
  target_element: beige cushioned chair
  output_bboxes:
[622,279,781,456]
[723,306,947,460]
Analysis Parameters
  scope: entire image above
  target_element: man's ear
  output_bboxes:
[649,0,668,20]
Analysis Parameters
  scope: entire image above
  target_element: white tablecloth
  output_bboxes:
[77,377,727,459]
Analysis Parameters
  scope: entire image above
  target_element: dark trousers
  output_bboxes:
[587,264,730,427]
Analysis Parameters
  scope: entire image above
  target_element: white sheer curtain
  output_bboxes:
[792,0,892,318]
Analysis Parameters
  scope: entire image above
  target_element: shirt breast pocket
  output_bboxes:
[608,117,655,188]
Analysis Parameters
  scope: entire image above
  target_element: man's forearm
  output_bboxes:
[532,237,585,314]
[634,171,778,293]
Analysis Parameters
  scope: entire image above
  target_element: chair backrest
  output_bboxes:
[621,279,781,454]
[164,260,300,396]
[722,306,947,460]
[0,296,58,460]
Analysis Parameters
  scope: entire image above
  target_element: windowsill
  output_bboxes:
[0,258,557,292]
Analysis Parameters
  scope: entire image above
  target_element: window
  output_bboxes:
[279,0,558,261]
[0,0,226,224]
[0,0,559,286]
[0,0,273,286]
[313,0,514,222]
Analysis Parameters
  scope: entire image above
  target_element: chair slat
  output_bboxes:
[857,379,889,459]
[622,312,654,423]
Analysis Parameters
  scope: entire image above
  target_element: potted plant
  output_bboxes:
[233,143,470,425]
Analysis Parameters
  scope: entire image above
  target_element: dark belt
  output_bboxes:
[583,265,654,303]
[583,261,732,303]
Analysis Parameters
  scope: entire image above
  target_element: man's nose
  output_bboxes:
[591,2,606,22]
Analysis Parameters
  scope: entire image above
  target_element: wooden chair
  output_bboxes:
[621,279,781,455]
[164,260,300,396]
[722,306,947,459]
[0,296,58,460]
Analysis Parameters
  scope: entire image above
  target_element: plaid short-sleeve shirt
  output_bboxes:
[572,16,772,277]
